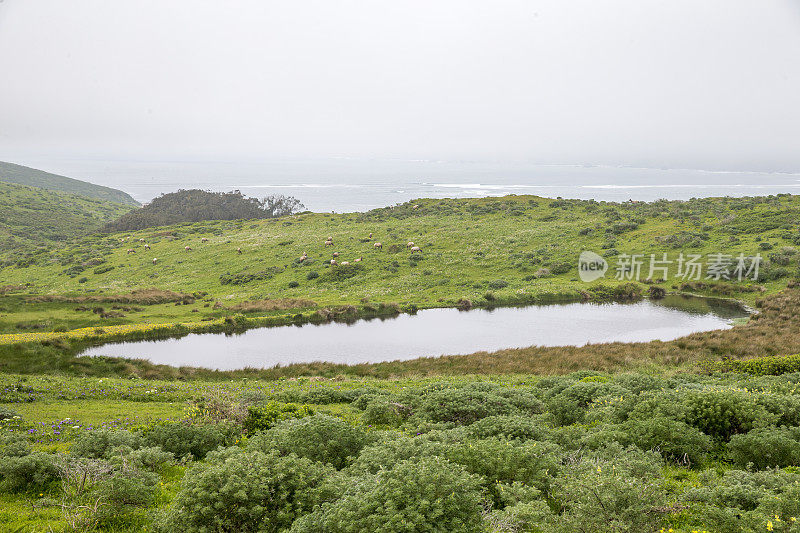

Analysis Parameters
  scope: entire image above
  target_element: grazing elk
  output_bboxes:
[373,242,382,249]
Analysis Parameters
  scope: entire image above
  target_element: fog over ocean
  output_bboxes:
[13,157,800,213]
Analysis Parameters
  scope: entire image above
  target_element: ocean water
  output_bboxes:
[13,157,800,212]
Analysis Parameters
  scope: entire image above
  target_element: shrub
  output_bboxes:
[289,457,485,533]
[348,434,447,474]
[93,469,160,526]
[442,438,560,505]
[243,401,314,436]
[0,452,60,493]
[306,271,319,280]
[551,445,667,533]
[703,353,800,376]
[0,434,32,458]
[546,396,584,426]
[727,427,800,469]
[158,448,335,533]
[488,279,509,290]
[548,261,572,275]
[126,446,174,471]
[71,429,142,459]
[466,415,550,441]
[288,281,299,288]
[250,415,370,469]
[419,384,541,425]
[142,422,235,460]
[683,390,771,441]
[277,387,359,405]
[362,400,405,427]
[320,263,364,282]
[0,406,19,421]
[586,417,712,465]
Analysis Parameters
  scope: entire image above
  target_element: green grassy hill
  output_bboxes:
[1,194,797,318]
[0,160,139,206]
[0,181,135,252]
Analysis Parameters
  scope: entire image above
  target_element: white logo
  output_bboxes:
[578,251,608,282]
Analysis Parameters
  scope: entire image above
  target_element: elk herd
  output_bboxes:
[122,229,421,270]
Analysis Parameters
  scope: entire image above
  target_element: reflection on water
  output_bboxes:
[79,297,750,371]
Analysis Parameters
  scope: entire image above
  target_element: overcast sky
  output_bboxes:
[0,0,798,170]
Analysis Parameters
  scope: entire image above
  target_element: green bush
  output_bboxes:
[466,415,551,441]
[0,406,19,421]
[442,437,560,505]
[158,447,336,533]
[362,399,406,427]
[93,469,160,526]
[142,422,235,460]
[586,417,712,465]
[0,434,32,458]
[243,401,314,436]
[125,446,174,471]
[289,457,485,533]
[0,452,60,493]
[278,387,359,405]
[71,428,142,459]
[348,434,446,474]
[551,445,667,533]
[488,279,509,289]
[419,383,541,425]
[727,427,800,469]
[684,469,800,531]
[546,396,584,426]
[683,390,771,441]
[250,415,370,469]
[703,353,800,376]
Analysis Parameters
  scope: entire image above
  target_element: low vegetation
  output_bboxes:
[4,370,800,531]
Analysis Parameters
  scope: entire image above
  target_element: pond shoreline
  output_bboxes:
[77,293,751,370]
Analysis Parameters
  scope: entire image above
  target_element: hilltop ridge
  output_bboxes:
[0,160,139,206]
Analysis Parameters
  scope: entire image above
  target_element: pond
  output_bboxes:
[78,295,751,370]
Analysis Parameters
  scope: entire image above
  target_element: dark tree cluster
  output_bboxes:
[101,190,304,232]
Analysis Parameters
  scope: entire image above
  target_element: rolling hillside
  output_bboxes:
[0,181,135,252]
[0,160,139,206]
[1,194,797,309]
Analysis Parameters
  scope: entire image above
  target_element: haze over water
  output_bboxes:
[13,157,800,213]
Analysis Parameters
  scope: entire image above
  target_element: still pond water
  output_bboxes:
[79,296,750,370]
